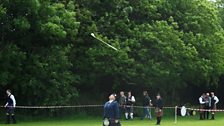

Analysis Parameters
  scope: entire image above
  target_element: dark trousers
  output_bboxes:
[199,105,205,120]
[6,107,16,124]
[119,106,125,118]
[204,106,210,119]
[211,105,216,119]
[155,109,163,125]
[156,117,162,125]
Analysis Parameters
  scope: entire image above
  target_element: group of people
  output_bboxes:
[119,91,136,120]
[3,88,221,126]
[103,91,163,126]
[199,92,219,120]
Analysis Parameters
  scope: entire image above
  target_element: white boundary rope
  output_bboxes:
[1,105,223,124]
[185,107,224,112]
[0,105,104,109]
[2,105,223,111]
[1,105,222,113]
[0,105,176,109]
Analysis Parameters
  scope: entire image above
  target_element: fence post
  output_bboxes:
[175,106,177,123]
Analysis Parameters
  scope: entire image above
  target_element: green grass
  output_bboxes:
[0,114,223,126]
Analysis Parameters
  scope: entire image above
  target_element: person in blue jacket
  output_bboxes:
[103,93,121,126]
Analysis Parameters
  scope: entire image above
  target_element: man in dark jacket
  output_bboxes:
[141,91,152,120]
[204,93,211,119]
[155,94,163,125]
[103,94,121,126]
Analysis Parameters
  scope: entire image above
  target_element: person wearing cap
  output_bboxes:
[210,92,219,120]
[154,94,163,125]
[141,91,152,120]
[4,89,16,124]
[119,91,126,118]
[103,94,121,126]
[125,91,135,120]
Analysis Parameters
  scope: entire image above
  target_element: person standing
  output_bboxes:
[103,94,121,126]
[141,91,152,120]
[125,91,135,120]
[119,91,126,118]
[210,92,219,120]
[4,89,16,124]
[199,93,206,120]
[155,94,163,125]
[204,93,211,120]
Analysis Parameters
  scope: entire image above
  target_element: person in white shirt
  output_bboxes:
[210,92,219,120]
[125,91,135,120]
[4,89,16,124]
[199,93,206,120]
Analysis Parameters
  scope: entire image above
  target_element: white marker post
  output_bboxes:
[91,33,118,51]
[175,106,178,124]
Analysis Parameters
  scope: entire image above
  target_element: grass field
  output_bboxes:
[0,114,223,126]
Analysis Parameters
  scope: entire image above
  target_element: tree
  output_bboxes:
[0,0,80,107]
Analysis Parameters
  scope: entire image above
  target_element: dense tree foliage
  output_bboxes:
[1,0,224,109]
[0,0,79,106]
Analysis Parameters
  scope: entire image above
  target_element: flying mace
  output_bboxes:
[91,33,118,51]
